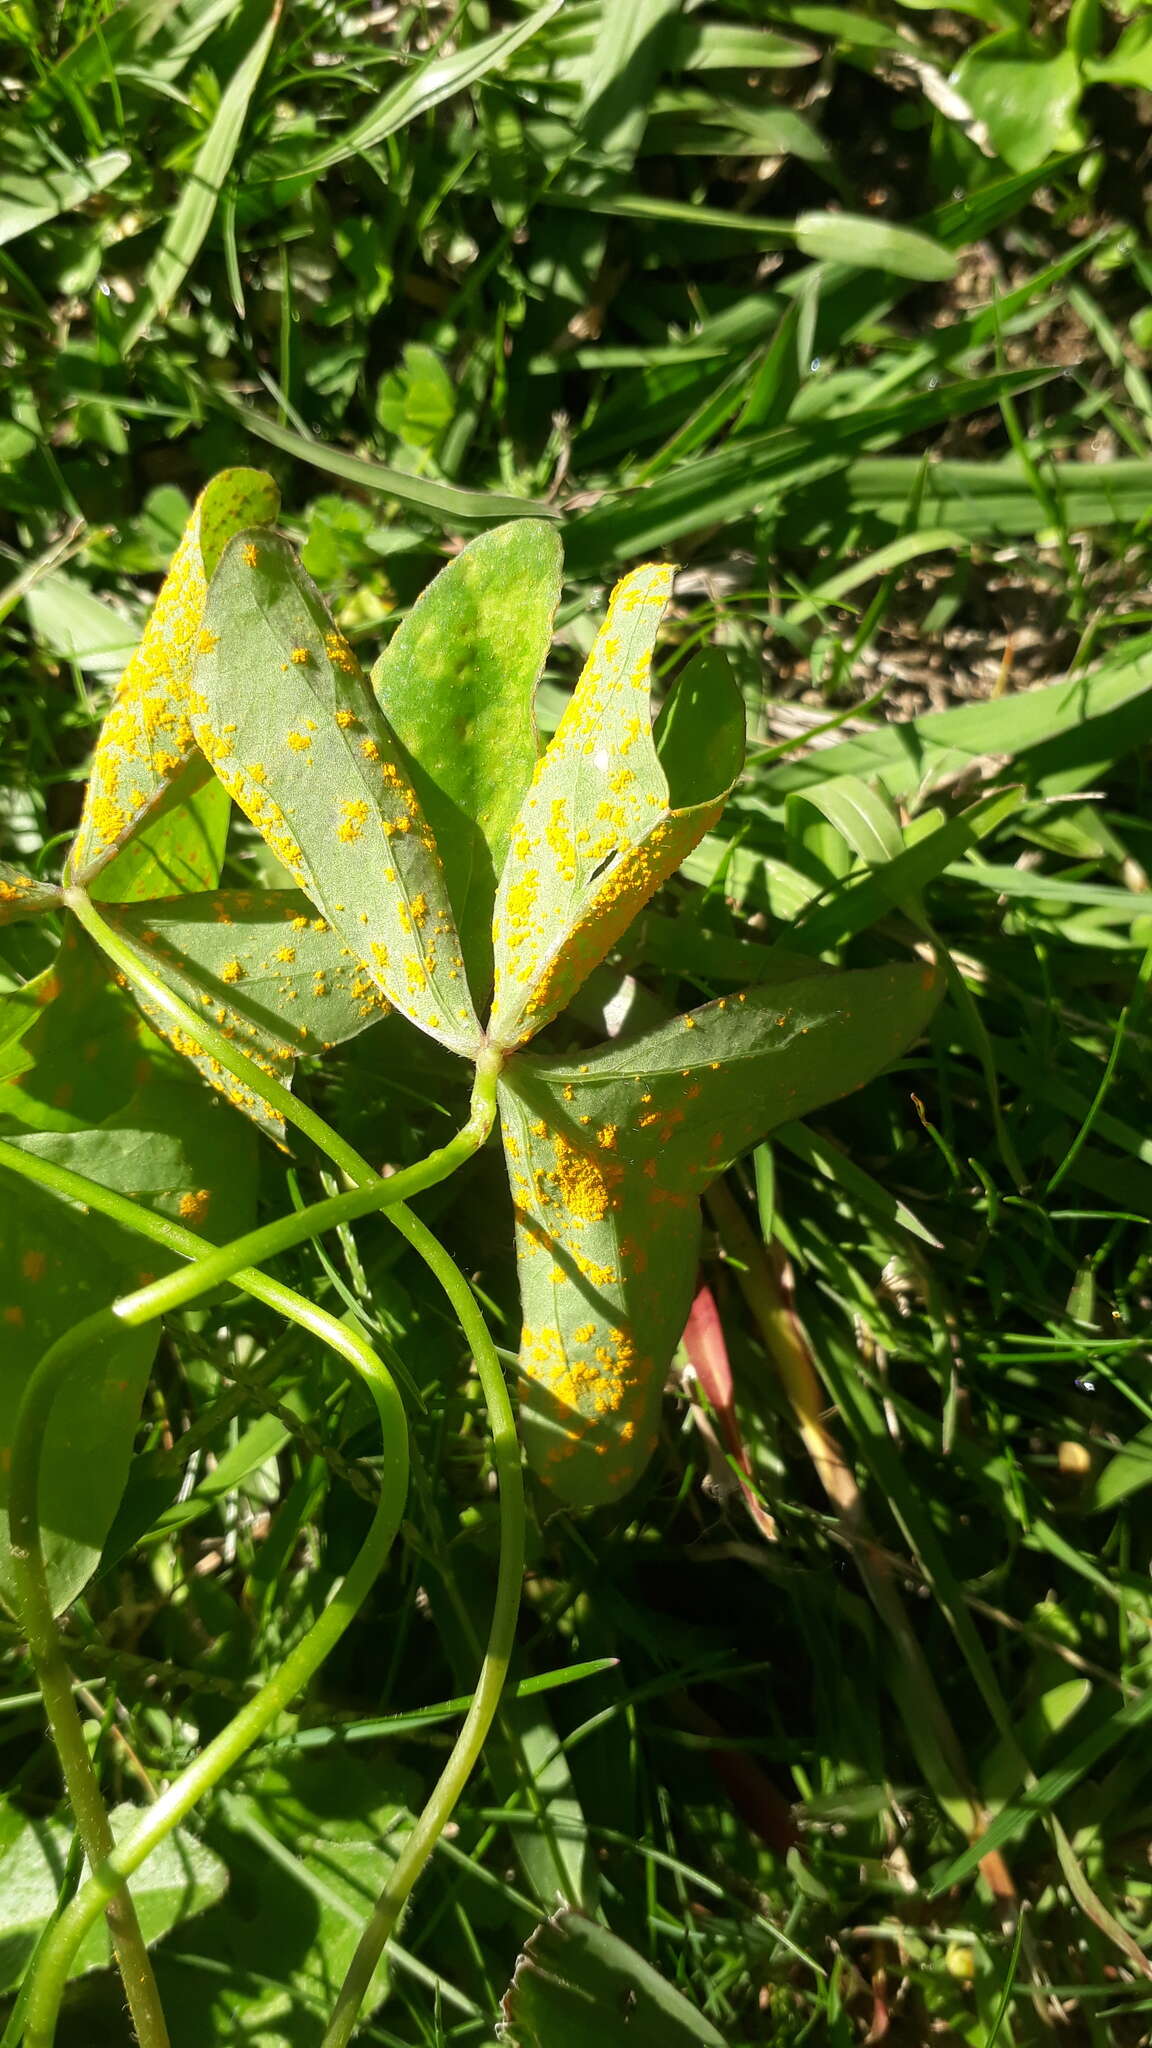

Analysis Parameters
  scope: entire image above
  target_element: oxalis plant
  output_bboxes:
[0,470,941,2045]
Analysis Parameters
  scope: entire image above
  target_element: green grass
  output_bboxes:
[4,2,1152,2043]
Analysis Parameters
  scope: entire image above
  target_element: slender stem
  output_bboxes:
[321,1202,525,2048]
[0,1144,408,2048]
[15,1599,170,2048]
[19,898,520,2045]
[5,1054,515,2048]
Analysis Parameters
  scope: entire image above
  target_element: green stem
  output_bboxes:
[0,1141,408,2048]
[30,897,521,2045]
[14,1610,170,2048]
[320,1203,525,2048]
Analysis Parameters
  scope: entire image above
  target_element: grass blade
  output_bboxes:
[305,0,563,173]
[209,392,558,525]
[123,2,281,351]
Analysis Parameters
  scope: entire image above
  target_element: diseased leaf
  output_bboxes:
[189,532,483,1058]
[67,468,280,887]
[106,888,393,1135]
[89,752,231,905]
[0,865,60,928]
[489,568,744,1049]
[371,520,563,1005]
[499,961,942,1505]
[0,1074,257,1613]
[499,1075,699,1510]
[24,1074,259,1251]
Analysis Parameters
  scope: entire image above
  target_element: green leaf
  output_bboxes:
[0,924,144,1135]
[375,342,455,450]
[489,568,744,1050]
[981,1677,1091,1807]
[575,0,683,174]
[67,467,279,887]
[0,967,56,1083]
[499,960,942,1505]
[0,1181,156,1617]
[819,454,1152,539]
[1086,1422,1152,1512]
[790,774,905,867]
[0,1803,227,1991]
[106,888,393,1135]
[759,639,1152,804]
[0,147,129,249]
[501,1906,727,2047]
[28,0,183,108]
[371,520,563,1006]
[123,1,282,351]
[794,211,957,281]
[674,17,816,68]
[491,1694,596,1910]
[780,528,968,626]
[751,5,909,50]
[209,393,559,527]
[931,1680,1152,1895]
[1085,18,1152,91]
[23,573,140,680]
[0,1074,256,1613]
[0,865,61,928]
[565,369,1053,567]
[157,1755,418,2036]
[525,10,816,72]
[304,0,563,172]
[654,648,749,810]
[642,97,829,163]
[951,31,1086,173]
[189,531,483,1058]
